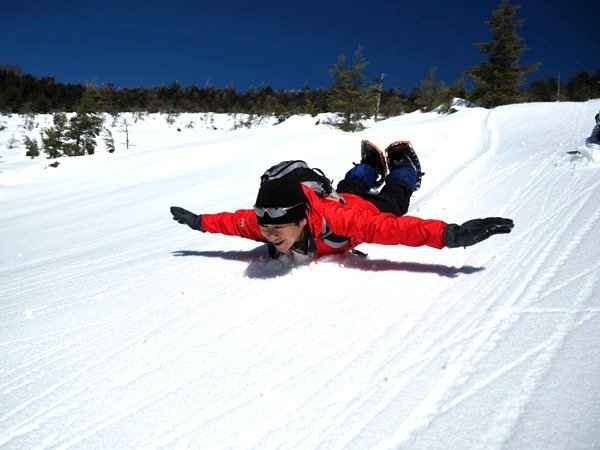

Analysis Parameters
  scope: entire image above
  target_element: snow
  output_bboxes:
[1,100,600,449]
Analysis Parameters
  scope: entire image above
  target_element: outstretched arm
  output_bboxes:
[324,200,513,250]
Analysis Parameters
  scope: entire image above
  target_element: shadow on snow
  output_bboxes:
[172,247,484,280]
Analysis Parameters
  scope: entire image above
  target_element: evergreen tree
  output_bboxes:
[448,76,469,101]
[525,78,558,102]
[328,45,377,131]
[103,127,116,153]
[565,70,600,101]
[413,65,448,111]
[468,0,540,107]
[24,135,40,158]
[304,99,318,117]
[65,84,104,156]
[97,83,119,113]
[42,113,68,158]
[379,87,411,118]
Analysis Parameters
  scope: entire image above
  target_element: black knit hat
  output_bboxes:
[255,177,307,225]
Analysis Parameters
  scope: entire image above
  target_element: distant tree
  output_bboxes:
[413,65,448,111]
[103,127,115,153]
[0,67,84,113]
[379,87,411,118]
[42,113,68,158]
[0,62,23,75]
[564,70,600,101]
[0,69,22,112]
[65,84,104,155]
[22,113,36,131]
[159,81,182,112]
[329,45,377,131]
[24,135,40,158]
[308,88,329,114]
[468,0,540,107]
[216,84,243,113]
[525,78,558,102]
[97,83,119,113]
[448,76,469,101]
[120,117,131,149]
[303,98,318,117]
[373,73,384,121]
[525,69,600,102]
[6,134,18,149]
[179,84,204,112]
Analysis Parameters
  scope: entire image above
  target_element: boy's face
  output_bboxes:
[259,219,307,253]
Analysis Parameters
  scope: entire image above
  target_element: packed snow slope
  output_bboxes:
[1,100,600,450]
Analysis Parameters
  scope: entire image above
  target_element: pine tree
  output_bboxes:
[303,99,317,117]
[42,113,68,158]
[448,76,469,102]
[379,87,410,118]
[328,45,377,131]
[103,127,115,153]
[565,71,600,101]
[413,66,448,112]
[65,84,104,156]
[525,78,557,102]
[468,0,540,107]
[24,135,40,158]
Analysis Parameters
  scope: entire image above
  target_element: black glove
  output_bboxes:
[445,217,513,248]
[170,206,204,232]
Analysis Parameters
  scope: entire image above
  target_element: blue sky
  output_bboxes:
[1,0,598,92]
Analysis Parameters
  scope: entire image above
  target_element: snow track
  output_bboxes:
[1,102,599,449]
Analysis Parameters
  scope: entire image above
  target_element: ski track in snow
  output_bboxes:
[1,102,599,449]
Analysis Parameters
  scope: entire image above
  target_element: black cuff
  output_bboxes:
[444,223,461,248]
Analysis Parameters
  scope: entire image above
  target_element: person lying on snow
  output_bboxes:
[585,111,600,148]
[170,140,514,259]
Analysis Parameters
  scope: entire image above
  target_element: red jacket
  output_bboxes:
[201,186,447,257]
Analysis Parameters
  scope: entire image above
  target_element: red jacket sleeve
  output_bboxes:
[322,200,447,249]
[200,209,267,243]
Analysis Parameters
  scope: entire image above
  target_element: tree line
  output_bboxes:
[2,62,597,116]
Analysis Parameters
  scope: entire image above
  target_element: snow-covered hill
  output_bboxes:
[1,101,599,450]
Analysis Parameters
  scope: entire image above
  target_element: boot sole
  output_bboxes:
[384,140,424,190]
[361,140,389,177]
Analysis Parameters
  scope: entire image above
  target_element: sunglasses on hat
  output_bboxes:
[254,202,304,218]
